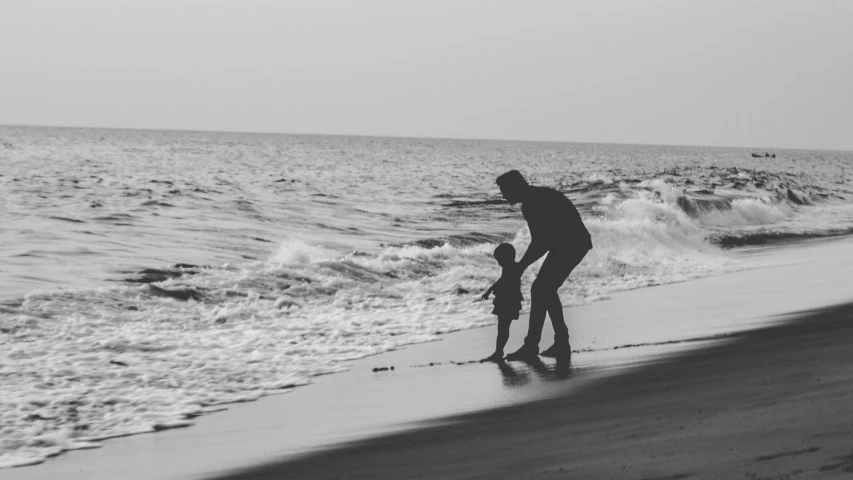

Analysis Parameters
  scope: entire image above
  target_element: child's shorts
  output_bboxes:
[492,303,521,320]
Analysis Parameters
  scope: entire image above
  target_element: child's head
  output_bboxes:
[493,243,516,266]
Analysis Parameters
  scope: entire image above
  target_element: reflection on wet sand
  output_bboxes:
[494,358,572,388]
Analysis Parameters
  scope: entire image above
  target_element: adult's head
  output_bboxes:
[496,170,529,205]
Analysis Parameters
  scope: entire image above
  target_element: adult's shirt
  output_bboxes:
[521,186,593,253]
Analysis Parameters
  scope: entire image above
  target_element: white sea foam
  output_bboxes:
[697,197,791,227]
[271,238,339,265]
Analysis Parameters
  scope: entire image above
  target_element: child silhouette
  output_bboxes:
[481,243,523,362]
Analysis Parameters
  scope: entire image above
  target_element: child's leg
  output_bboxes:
[495,316,513,354]
[482,316,514,362]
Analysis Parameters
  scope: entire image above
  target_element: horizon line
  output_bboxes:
[1,122,850,154]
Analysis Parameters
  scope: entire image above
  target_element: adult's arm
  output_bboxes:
[518,240,548,273]
[518,189,553,273]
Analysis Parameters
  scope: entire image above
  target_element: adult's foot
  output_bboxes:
[480,352,505,363]
[540,342,572,359]
[505,345,539,361]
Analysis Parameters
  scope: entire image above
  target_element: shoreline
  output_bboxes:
[6,236,853,479]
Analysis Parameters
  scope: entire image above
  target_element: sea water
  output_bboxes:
[1,125,852,467]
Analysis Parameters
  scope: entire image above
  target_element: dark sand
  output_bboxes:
[212,300,853,480]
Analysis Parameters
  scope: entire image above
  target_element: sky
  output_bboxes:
[1,0,851,150]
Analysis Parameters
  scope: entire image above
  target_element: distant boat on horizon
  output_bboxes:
[752,152,776,158]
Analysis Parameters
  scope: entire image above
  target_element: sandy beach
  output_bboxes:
[5,236,852,480]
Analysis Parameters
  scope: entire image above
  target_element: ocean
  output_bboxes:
[2,125,852,468]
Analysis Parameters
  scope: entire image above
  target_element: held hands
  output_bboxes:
[481,291,491,301]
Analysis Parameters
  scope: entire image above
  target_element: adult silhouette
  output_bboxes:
[496,170,592,361]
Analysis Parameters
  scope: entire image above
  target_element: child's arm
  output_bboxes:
[481,279,499,300]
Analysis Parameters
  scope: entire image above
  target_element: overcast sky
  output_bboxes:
[2,0,851,150]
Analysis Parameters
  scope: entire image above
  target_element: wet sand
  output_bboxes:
[215,300,853,480]
[7,237,853,480]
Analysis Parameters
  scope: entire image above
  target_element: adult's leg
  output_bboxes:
[528,249,587,349]
[545,249,586,344]
[509,249,587,360]
[522,279,549,351]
